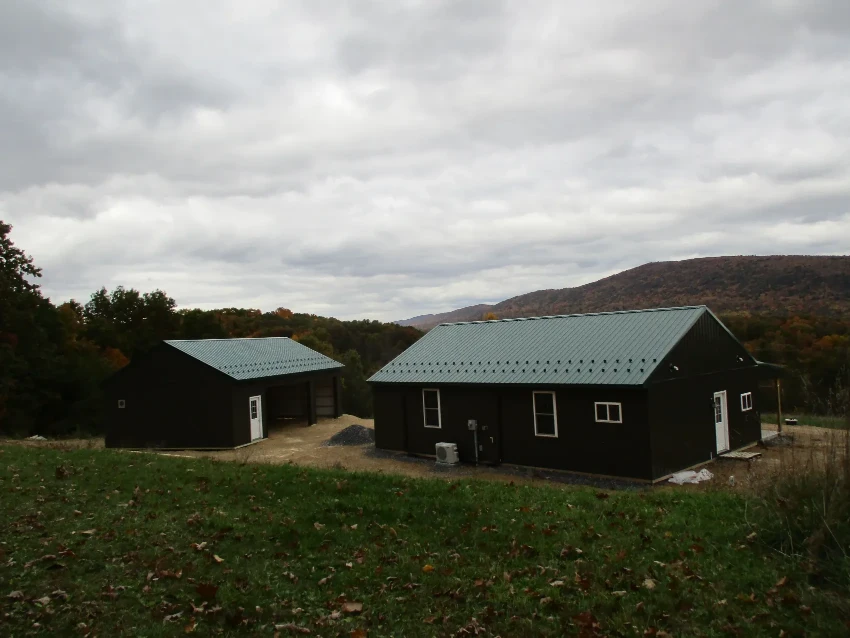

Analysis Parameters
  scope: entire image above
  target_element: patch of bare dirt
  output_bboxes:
[665,421,849,494]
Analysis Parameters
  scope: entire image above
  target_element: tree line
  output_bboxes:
[1,220,847,437]
[722,311,849,417]
[0,221,420,436]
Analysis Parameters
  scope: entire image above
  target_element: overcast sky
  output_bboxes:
[2,1,849,321]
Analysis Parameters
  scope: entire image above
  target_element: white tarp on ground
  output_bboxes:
[668,468,713,485]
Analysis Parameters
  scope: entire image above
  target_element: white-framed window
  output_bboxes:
[595,402,622,423]
[533,391,558,437]
[740,392,753,411]
[422,389,442,428]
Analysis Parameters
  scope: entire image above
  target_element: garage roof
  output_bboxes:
[166,337,343,381]
[369,306,718,386]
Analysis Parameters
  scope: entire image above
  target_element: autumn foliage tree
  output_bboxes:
[0,222,119,435]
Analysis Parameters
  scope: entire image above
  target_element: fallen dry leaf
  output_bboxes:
[34,596,51,606]
[342,601,363,614]
[775,576,789,588]
[350,630,367,638]
[7,591,25,601]
[212,555,224,564]
[539,597,553,605]
[79,529,96,536]
[643,579,657,590]
[422,564,435,573]
[550,580,565,588]
[613,590,627,597]
[313,522,325,531]
[196,583,218,600]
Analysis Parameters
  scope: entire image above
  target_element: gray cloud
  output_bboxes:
[1,0,849,321]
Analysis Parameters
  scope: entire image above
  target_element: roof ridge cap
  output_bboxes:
[165,337,292,343]
[437,305,707,327]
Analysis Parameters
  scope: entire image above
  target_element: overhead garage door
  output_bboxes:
[315,379,335,417]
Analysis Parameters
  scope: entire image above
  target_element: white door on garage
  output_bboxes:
[713,390,729,453]
[249,395,263,441]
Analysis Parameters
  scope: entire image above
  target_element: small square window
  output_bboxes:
[594,402,623,423]
[740,392,753,412]
[117,400,126,409]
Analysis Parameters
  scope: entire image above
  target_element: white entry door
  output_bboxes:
[713,390,729,453]
[249,395,263,441]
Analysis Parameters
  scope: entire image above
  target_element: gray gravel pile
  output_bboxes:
[324,424,375,447]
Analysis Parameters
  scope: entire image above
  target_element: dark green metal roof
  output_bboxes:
[166,337,343,381]
[369,306,709,386]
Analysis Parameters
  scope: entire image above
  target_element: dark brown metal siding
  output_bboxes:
[647,367,762,479]
[651,311,754,383]
[499,386,652,479]
[104,345,233,448]
[373,386,406,451]
[404,386,501,464]
[372,384,653,480]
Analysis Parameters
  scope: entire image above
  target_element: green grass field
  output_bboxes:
[761,412,848,430]
[1,446,847,637]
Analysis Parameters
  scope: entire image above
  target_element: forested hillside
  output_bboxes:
[401,255,850,329]
[0,222,419,437]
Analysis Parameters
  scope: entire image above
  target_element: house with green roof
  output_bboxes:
[105,337,344,449]
[368,306,781,481]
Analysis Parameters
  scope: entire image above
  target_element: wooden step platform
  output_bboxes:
[721,450,762,461]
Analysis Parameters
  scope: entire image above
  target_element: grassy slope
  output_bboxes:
[1,446,846,637]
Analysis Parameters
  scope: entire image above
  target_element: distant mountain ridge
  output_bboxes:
[397,256,850,330]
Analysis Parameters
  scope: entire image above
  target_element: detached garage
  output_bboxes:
[105,337,344,449]
[369,306,781,481]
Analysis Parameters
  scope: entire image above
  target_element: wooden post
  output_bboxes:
[307,380,317,426]
[333,375,343,418]
[775,378,783,435]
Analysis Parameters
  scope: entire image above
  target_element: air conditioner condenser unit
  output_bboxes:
[435,442,459,465]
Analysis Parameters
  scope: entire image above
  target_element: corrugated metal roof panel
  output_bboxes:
[369,306,706,386]
[165,337,343,381]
